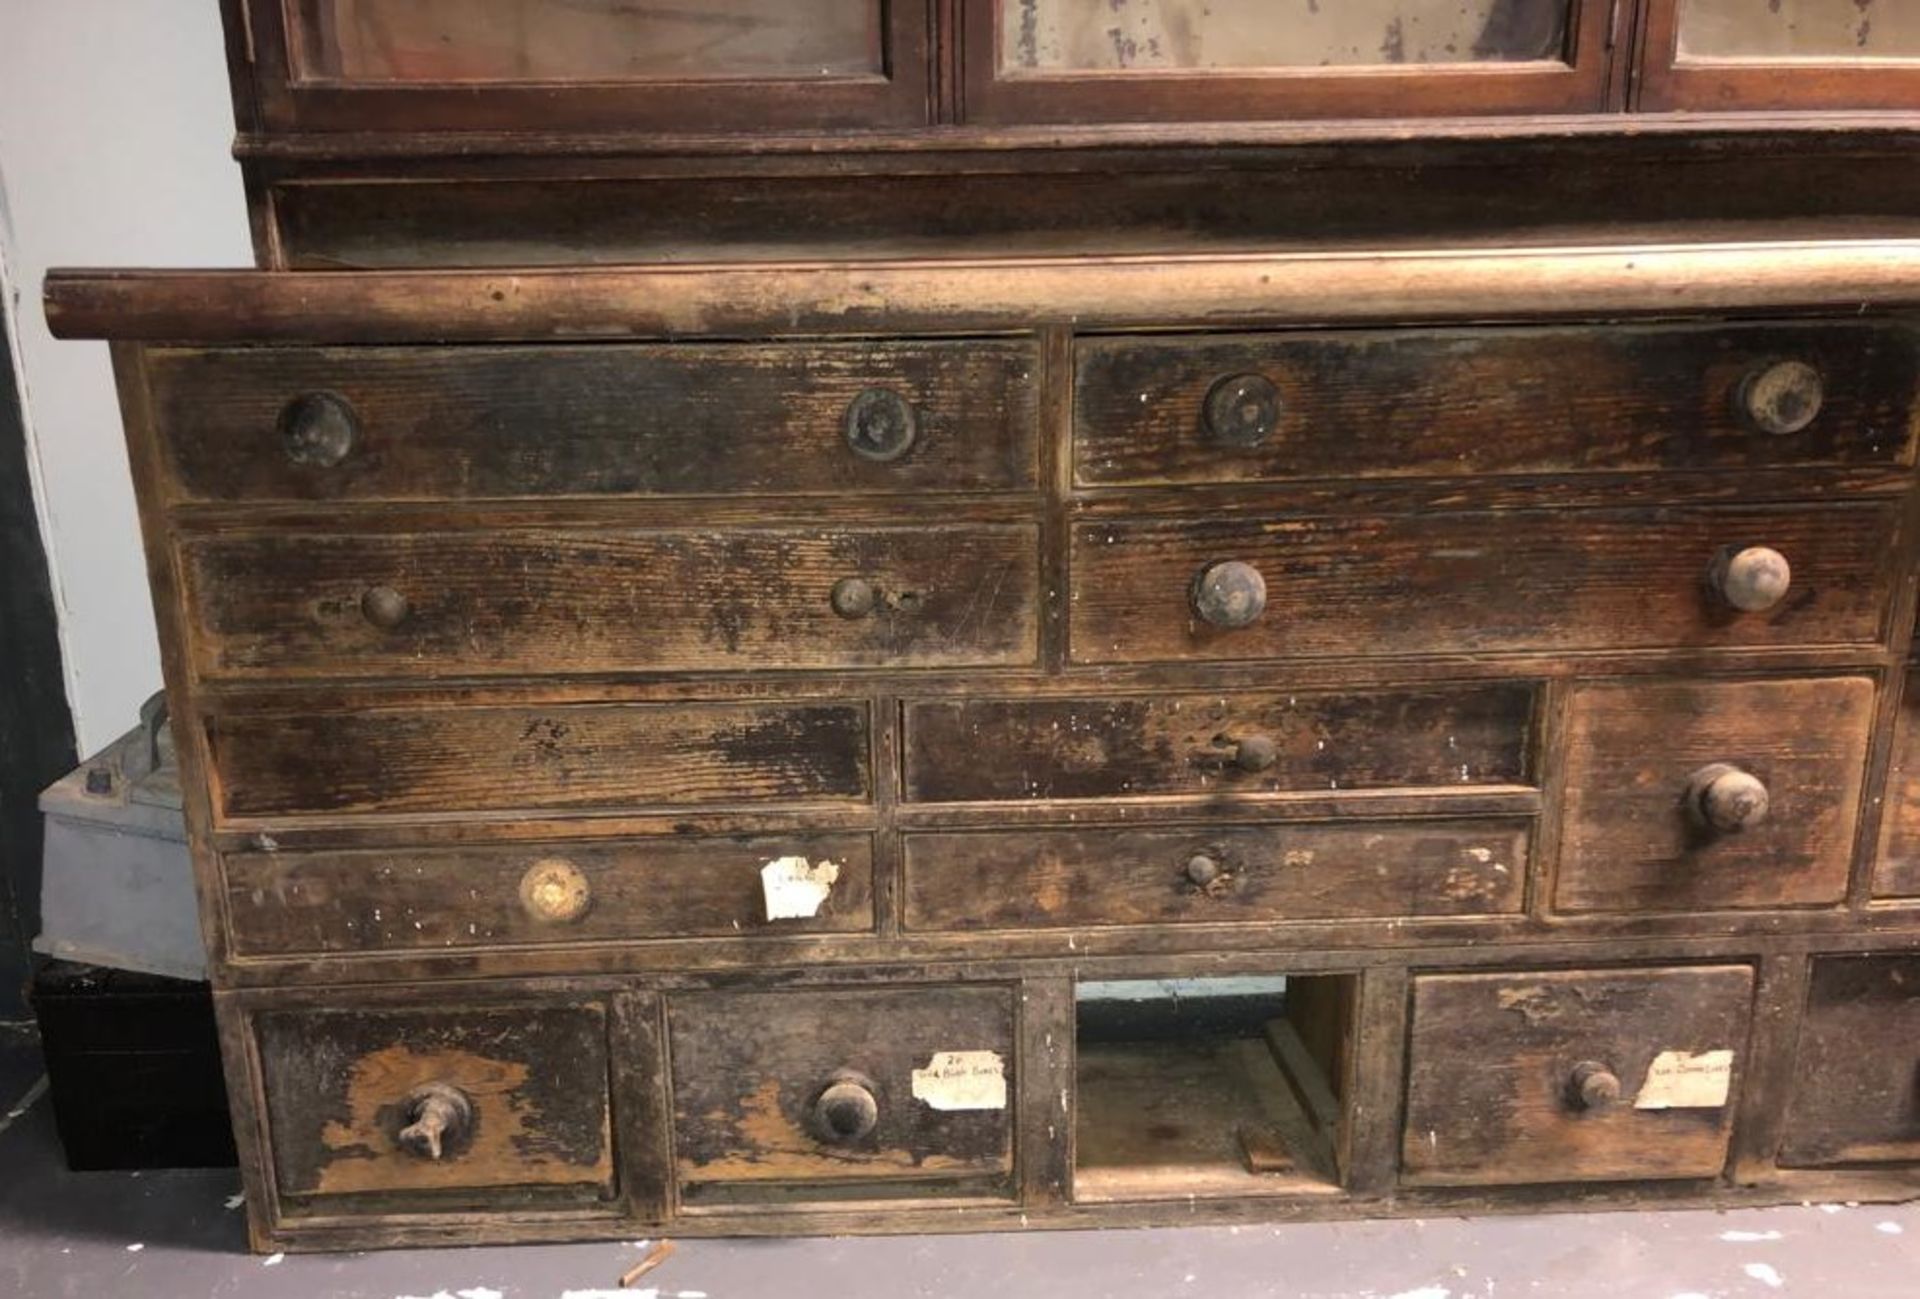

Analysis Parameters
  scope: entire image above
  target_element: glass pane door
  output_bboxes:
[1641,0,1920,110]
[1677,0,1920,61]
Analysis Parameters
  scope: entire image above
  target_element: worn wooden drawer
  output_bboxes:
[147,340,1040,501]
[255,1001,615,1211]
[902,820,1528,931]
[226,834,873,957]
[669,986,1015,1201]
[1069,502,1898,664]
[208,700,870,821]
[1779,954,1920,1168]
[1554,677,1874,914]
[1074,322,1919,488]
[903,684,1536,804]
[1402,965,1754,1187]
[181,524,1040,679]
[1874,669,1920,900]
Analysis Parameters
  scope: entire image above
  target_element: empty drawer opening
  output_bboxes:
[1073,975,1353,1203]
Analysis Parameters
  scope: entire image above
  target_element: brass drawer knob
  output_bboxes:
[844,388,918,462]
[1234,734,1279,773]
[811,1073,880,1143]
[830,576,878,619]
[1707,545,1791,613]
[1738,360,1824,436]
[397,1082,473,1160]
[1567,1061,1621,1112]
[1193,561,1268,629]
[1185,853,1224,887]
[1204,373,1282,447]
[280,392,359,468]
[519,857,591,924]
[361,584,411,629]
[1688,763,1771,833]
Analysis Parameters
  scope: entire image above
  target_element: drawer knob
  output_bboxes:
[1204,373,1282,447]
[519,857,591,924]
[1738,360,1824,436]
[811,1074,880,1144]
[1234,734,1279,773]
[1193,561,1268,629]
[830,576,878,619]
[397,1083,472,1160]
[280,392,359,468]
[361,584,411,630]
[1185,853,1224,887]
[1708,545,1792,614]
[1688,763,1771,833]
[844,388,919,462]
[1567,1061,1622,1112]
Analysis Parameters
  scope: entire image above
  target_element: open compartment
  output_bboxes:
[1073,975,1354,1203]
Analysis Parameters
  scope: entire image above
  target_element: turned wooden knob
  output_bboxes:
[844,388,918,462]
[1689,763,1771,833]
[1234,734,1279,773]
[519,857,591,924]
[1738,360,1824,436]
[812,1075,880,1143]
[1204,373,1282,447]
[397,1083,472,1160]
[280,392,359,468]
[1708,546,1791,613]
[830,576,877,619]
[1193,561,1267,629]
[361,584,410,629]
[1568,1061,1621,1112]
[1185,853,1223,887]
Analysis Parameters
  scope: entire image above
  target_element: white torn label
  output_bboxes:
[910,1050,1008,1111]
[760,857,839,921]
[1634,1049,1735,1110]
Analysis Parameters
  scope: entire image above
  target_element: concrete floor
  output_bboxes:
[2,1030,1915,1299]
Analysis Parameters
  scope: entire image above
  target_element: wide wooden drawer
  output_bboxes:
[1402,965,1754,1186]
[181,524,1040,679]
[1070,502,1898,665]
[208,700,870,821]
[1074,322,1919,488]
[1554,677,1874,914]
[226,833,874,957]
[903,684,1536,804]
[902,820,1529,931]
[146,340,1040,501]
[255,1001,615,1211]
[669,986,1015,1200]
[1779,953,1920,1168]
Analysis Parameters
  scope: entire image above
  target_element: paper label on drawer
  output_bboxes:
[1634,1049,1735,1110]
[911,1050,1008,1111]
[760,856,839,921]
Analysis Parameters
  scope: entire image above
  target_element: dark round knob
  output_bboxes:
[1203,373,1282,447]
[1234,734,1279,773]
[1568,1061,1621,1112]
[1688,763,1771,833]
[1708,545,1791,614]
[812,1077,880,1143]
[397,1083,472,1160]
[844,388,918,462]
[1185,854,1223,887]
[1192,561,1268,629]
[361,585,410,630]
[279,392,359,468]
[1738,360,1824,436]
[830,577,877,619]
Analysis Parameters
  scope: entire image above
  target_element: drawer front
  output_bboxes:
[227,833,874,956]
[1074,322,1919,487]
[149,340,1039,501]
[1070,503,1897,665]
[903,684,1535,803]
[255,1002,614,1208]
[1403,965,1754,1186]
[1874,669,1920,899]
[903,820,1529,931]
[670,986,1014,1194]
[1780,954,1920,1168]
[209,700,870,820]
[1554,677,1874,914]
[183,524,1040,679]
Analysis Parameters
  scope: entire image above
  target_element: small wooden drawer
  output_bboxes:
[208,700,870,821]
[1554,677,1874,914]
[226,834,874,957]
[1402,965,1755,1187]
[669,986,1015,1202]
[1874,669,1920,900]
[146,340,1040,501]
[1779,953,1920,1168]
[255,1001,615,1212]
[902,820,1529,931]
[181,524,1040,679]
[1073,322,1919,488]
[903,684,1536,804]
[1070,502,1898,665]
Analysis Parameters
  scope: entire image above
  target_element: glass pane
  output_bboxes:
[290,0,882,84]
[1000,0,1571,72]
[1679,0,1920,61]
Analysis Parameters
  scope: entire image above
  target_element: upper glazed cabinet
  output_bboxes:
[1639,0,1920,110]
